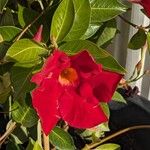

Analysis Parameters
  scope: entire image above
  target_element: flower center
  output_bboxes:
[58,67,78,86]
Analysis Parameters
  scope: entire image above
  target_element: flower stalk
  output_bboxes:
[82,125,150,150]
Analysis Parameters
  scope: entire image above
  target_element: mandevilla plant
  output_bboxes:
[0,0,150,150]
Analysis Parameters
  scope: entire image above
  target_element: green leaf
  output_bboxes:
[0,8,14,26]
[100,103,110,117]
[96,19,117,47]
[0,73,11,104]
[49,127,75,150]
[147,31,150,54]
[90,0,127,23]
[60,40,126,74]
[64,0,91,40]
[33,141,42,150]
[11,66,35,99]
[0,41,10,59]
[95,143,121,150]
[128,29,147,50]
[0,0,8,13]
[26,138,35,150]
[18,5,49,42]
[6,141,20,150]
[112,91,126,103]
[0,26,21,42]
[0,86,11,104]
[0,62,14,75]
[50,0,74,42]
[82,23,102,39]
[6,39,47,66]
[11,126,28,144]
[12,101,38,128]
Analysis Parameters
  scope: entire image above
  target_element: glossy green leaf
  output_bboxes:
[128,29,147,50]
[95,143,121,150]
[96,19,117,47]
[64,0,91,40]
[12,101,38,128]
[6,39,47,66]
[82,23,102,39]
[0,8,14,26]
[60,40,126,74]
[26,138,35,150]
[0,0,8,13]
[11,66,35,99]
[33,141,42,150]
[112,91,126,103]
[0,26,21,42]
[90,0,127,23]
[18,5,49,42]
[50,0,74,42]
[49,127,75,150]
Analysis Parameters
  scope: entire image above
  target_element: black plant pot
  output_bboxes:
[109,89,150,150]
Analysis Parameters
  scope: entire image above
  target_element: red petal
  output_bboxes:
[91,70,123,102]
[79,82,99,105]
[59,90,107,129]
[31,78,61,135]
[70,50,102,79]
[33,25,43,42]
[31,50,70,85]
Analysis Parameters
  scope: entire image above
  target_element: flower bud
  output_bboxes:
[33,25,43,42]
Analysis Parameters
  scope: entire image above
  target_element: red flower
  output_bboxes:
[31,50,123,135]
[129,0,150,17]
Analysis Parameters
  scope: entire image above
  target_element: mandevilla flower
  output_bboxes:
[31,50,123,135]
[129,0,150,17]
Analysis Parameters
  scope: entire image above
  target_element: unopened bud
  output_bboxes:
[33,25,43,42]
[136,60,142,74]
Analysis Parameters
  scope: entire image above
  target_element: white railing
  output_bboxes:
[111,4,150,99]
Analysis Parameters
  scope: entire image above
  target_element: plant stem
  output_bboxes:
[0,122,16,146]
[138,41,148,77]
[37,120,42,147]
[82,125,150,150]
[119,15,139,28]
[15,10,45,42]
[43,133,50,150]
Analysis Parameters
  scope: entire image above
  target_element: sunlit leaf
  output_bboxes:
[0,26,21,42]
[50,0,74,42]
[90,0,127,23]
[6,39,47,66]
[64,0,91,40]
[33,141,42,150]
[95,143,121,150]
